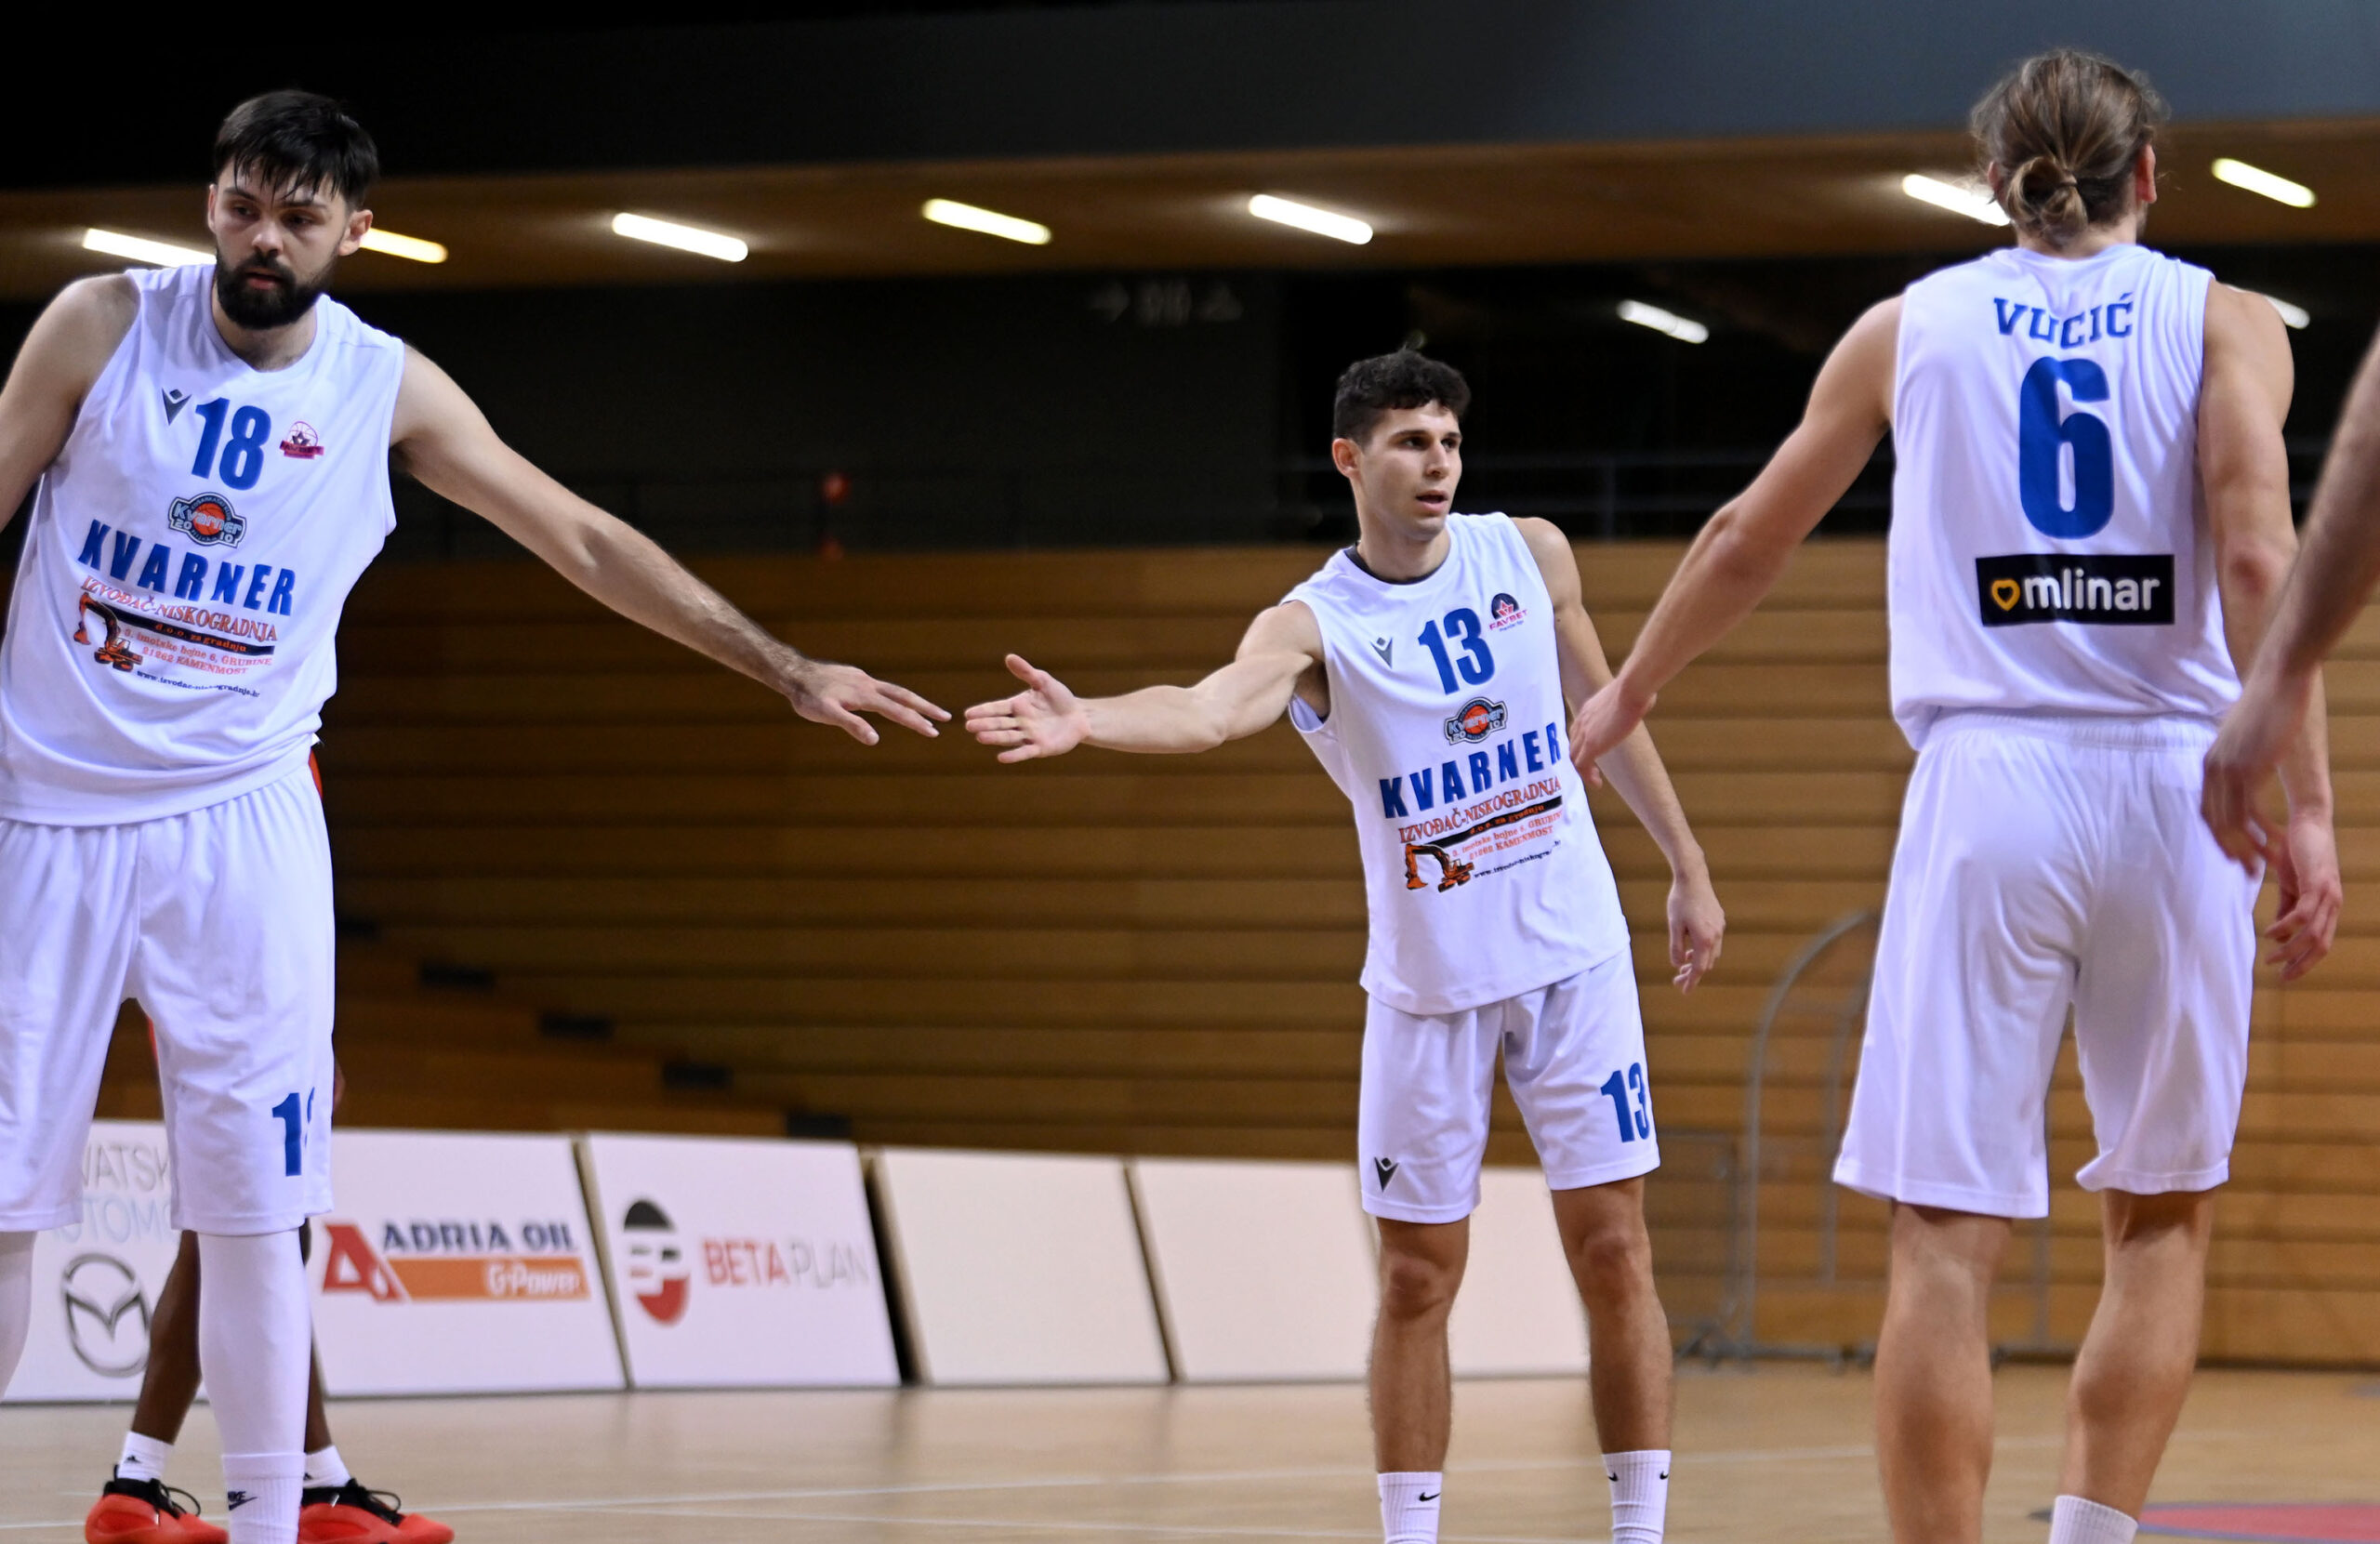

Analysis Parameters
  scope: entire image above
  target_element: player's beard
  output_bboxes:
[213,250,332,330]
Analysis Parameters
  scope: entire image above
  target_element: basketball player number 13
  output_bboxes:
[1601,1062,1652,1142]
[1417,609,1495,693]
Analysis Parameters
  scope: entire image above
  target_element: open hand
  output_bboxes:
[2264,812,2343,983]
[965,654,1091,763]
[784,660,949,746]
[1568,679,1655,788]
[1668,867,1726,993]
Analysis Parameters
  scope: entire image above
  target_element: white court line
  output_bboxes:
[599,1506,1581,1543]
[419,1438,1893,1515]
[0,1425,2248,1534]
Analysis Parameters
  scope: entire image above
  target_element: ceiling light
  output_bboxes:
[1900,174,2011,227]
[2262,294,2310,330]
[610,212,748,262]
[82,228,210,267]
[1619,300,1708,345]
[2213,158,2315,208]
[920,199,1051,245]
[1247,193,1373,245]
[358,228,447,264]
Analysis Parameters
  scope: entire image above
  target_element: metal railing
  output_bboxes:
[1689,908,2071,1364]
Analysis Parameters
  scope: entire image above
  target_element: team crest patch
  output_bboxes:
[166,492,245,548]
[1488,591,1527,629]
[279,421,324,459]
[1443,696,1508,744]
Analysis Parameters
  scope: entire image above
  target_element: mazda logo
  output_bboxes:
[61,1254,150,1378]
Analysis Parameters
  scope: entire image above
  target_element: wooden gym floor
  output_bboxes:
[4,1364,2376,1542]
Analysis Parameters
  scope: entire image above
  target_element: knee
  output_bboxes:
[1377,1245,1463,1323]
[1565,1217,1654,1301]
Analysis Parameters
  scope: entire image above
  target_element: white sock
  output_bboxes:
[198,1232,311,1544]
[0,1231,33,1393]
[222,1454,303,1544]
[2049,1495,2138,1544]
[1378,1471,1443,1544]
[1605,1449,1672,1544]
[303,1445,350,1488]
[118,1432,175,1485]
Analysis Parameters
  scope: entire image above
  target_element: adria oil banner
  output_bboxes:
[308,1129,622,1395]
[576,1133,897,1389]
[2,1122,185,1404]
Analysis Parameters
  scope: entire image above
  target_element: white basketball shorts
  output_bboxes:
[1360,948,1659,1224]
[1834,711,2261,1220]
[0,765,334,1234]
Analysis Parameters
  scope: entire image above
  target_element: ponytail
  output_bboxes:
[1972,50,2165,248]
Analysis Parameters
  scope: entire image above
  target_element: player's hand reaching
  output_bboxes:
[1667,865,1726,993]
[1568,677,1655,789]
[2202,663,2317,869]
[966,654,1091,762]
[2265,810,2343,983]
[783,659,950,746]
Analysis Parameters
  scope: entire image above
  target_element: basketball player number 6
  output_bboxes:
[1600,1062,1652,1142]
[2016,358,2113,538]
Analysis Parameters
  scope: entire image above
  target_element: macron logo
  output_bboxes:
[1371,637,1395,666]
[1373,1157,1399,1191]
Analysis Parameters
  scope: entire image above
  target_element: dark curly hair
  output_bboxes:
[1331,349,1471,446]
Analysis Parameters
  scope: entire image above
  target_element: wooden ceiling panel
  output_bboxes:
[4,119,2376,300]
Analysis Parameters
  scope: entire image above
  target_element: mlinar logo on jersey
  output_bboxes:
[1443,697,1508,744]
[165,492,245,548]
[1977,553,2175,627]
[279,421,324,459]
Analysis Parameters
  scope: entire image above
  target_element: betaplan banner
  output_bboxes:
[4,1121,187,1404]
[309,1129,623,1395]
[578,1133,897,1389]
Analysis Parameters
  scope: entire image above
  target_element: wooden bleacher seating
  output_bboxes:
[313,538,2380,1364]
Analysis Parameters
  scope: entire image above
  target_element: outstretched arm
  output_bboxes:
[390,348,946,745]
[1519,519,1724,991]
[2195,283,2339,980]
[1568,297,1898,769]
[2202,312,2380,863]
[966,600,1323,760]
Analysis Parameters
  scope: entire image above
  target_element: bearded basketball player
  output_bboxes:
[0,93,945,1544]
[967,350,1725,1544]
[1568,50,2339,1544]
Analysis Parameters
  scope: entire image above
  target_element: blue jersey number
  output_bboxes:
[270,1091,304,1177]
[1417,609,1495,693]
[1599,1062,1653,1142]
[190,401,272,492]
[2017,357,2113,538]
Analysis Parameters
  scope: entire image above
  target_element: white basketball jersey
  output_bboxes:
[1887,243,2235,747]
[1286,514,1630,1016]
[0,264,404,824]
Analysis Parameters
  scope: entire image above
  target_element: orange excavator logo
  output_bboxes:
[73,595,139,671]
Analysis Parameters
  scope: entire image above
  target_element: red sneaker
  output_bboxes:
[84,1475,227,1544]
[298,1482,453,1544]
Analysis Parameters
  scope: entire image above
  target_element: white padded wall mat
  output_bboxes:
[1130,1157,1377,1381]
[1447,1167,1591,1377]
[870,1147,1169,1385]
